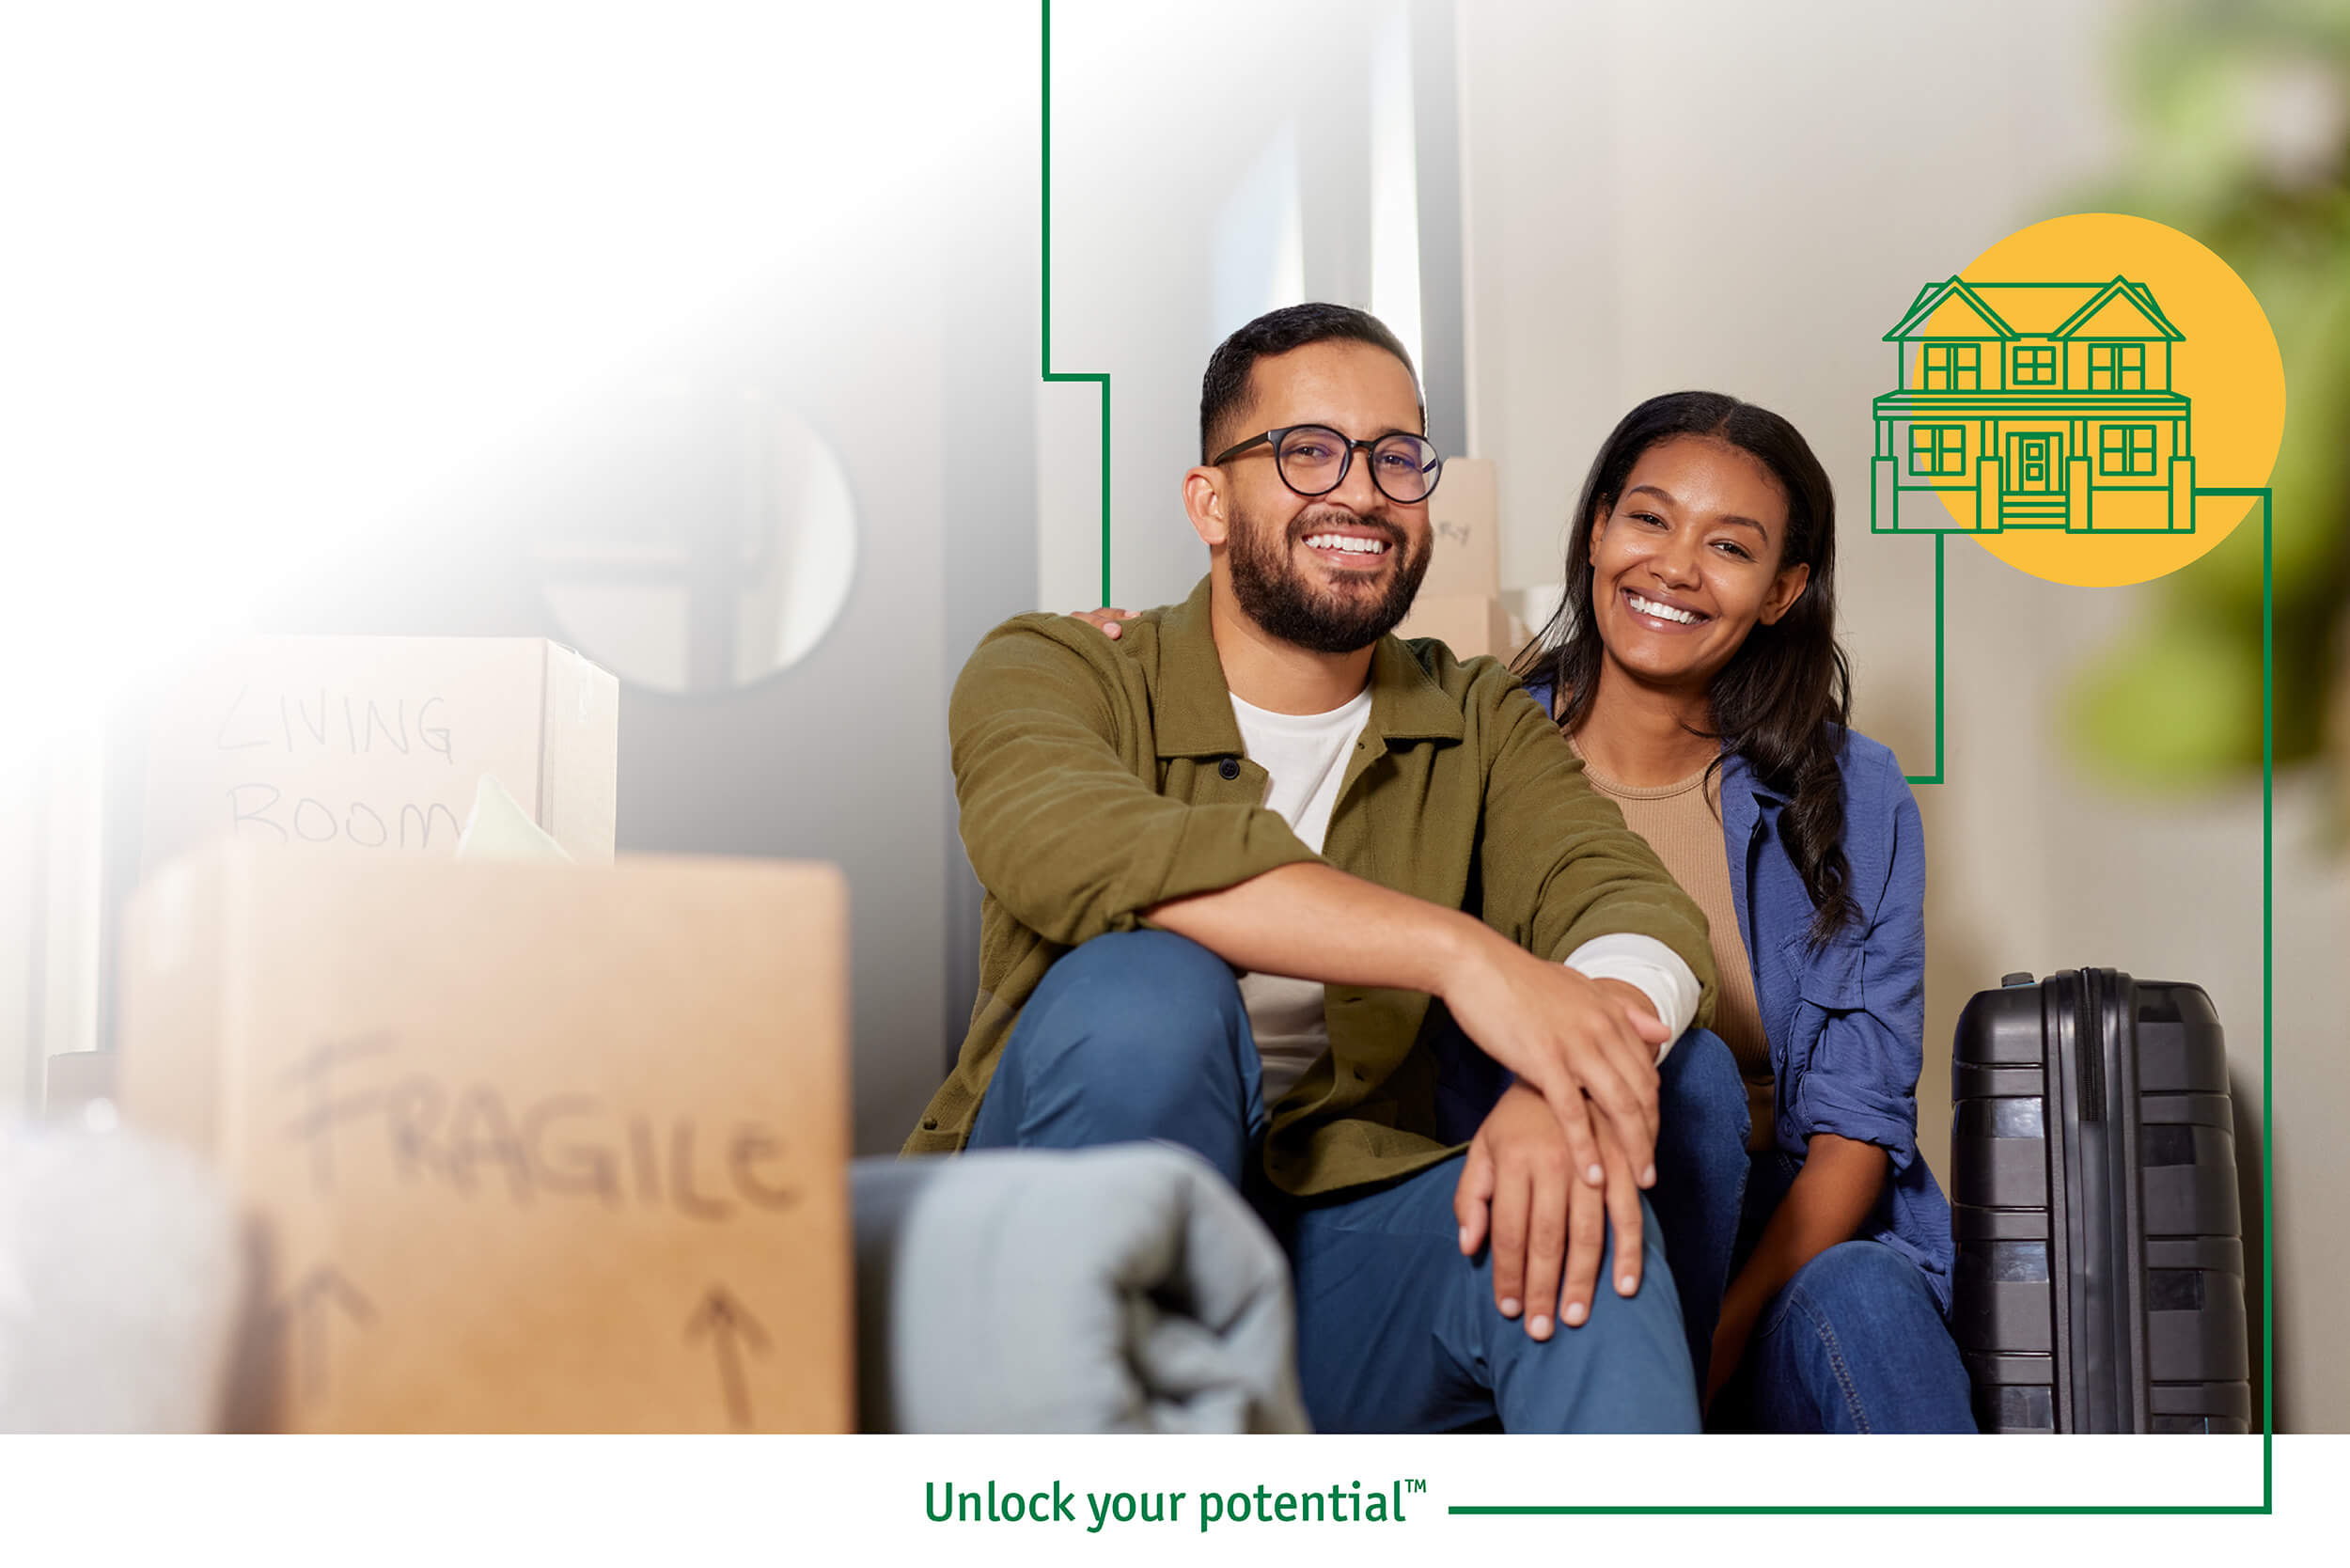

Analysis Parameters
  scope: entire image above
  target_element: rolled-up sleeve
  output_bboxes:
[1474,681,1718,1029]
[1785,748,1926,1171]
[949,619,1323,949]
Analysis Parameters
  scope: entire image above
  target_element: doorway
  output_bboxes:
[2001,431,2069,526]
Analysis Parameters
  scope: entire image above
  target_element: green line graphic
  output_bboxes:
[2204,487,2277,1478]
[1041,0,1112,606]
[1906,534,1945,786]
[1451,1506,2266,1517]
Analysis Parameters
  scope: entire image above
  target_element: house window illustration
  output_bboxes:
[1911,425,1966,476]
[2101,424,2156,477]
[2088,343,2145,391]
[1921,343,1980,391]
[1869,274,2196,535]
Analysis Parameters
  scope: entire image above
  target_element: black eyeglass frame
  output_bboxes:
[1209,424,1446,505]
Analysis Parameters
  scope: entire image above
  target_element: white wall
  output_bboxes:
[1459,0,2346,1429]
[3,3,1044,1165]
[0,732,108,1128]
[0,761,40,1122]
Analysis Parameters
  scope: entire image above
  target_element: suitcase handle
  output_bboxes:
[2053,968,2151,1434]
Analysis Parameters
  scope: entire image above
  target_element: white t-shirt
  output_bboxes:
[1228,686,1704,1107]
[1229,688,1373,1104]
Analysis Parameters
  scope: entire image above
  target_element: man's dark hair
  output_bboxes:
[1198,303,1422,463]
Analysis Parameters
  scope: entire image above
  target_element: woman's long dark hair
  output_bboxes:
[1511,391,1858,948]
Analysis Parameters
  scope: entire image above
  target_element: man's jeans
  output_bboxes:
[1418,978,1747,1386]
[967,930,1747,1434]
[1714,1151,1977,1434]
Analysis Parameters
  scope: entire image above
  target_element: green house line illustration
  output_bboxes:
[1869,276,2197,534]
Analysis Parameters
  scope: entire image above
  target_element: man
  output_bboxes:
[908,303,1734,1433]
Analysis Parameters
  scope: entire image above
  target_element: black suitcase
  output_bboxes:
[1950,969,2250,1433]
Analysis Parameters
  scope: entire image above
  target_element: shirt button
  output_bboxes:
[1218,757,1241,780]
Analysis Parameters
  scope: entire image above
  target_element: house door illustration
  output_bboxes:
[2016,435,2057,493]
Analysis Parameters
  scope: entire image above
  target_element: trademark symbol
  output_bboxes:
[1405,1479,1428,1495]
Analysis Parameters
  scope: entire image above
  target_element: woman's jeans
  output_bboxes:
[967,931,1711,1434]
[1713,1149,1978,1434]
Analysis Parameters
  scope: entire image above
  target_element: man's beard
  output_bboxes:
[1226,502,1431,654]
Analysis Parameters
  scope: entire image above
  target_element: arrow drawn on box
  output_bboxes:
[281,1265,376,1406]
[684,1285,770,1432]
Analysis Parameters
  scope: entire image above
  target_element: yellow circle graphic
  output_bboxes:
[1896,212,2284,587]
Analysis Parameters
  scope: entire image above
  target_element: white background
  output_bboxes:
[2,1434,2324,1564]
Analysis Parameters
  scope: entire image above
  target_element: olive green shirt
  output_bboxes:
[906,575,1717,1196]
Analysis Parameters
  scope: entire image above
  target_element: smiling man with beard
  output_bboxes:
[908,304,1731,1434]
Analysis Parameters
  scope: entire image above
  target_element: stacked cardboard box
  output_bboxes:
[53,637,619,1126]
[138,636,619,872]
[114,635,853,1434]
[1398,458,1531,662]
[117,847,853,1434]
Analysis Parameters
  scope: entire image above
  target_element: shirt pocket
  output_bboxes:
[1780,925,1863,1012]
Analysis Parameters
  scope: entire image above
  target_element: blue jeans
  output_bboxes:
[968,931,1703,1434]
[1715,1150,1977,1434]
[1418,1002,1748,1387]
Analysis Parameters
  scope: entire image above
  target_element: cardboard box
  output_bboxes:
[1421,456,1501,598]
[1397,592,1532,664]
[139,637,619,872]
[116,846,851,1433]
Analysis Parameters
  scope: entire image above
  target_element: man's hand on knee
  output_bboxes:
[1454,1083,1647,1341]
[1440,943,1665,1191]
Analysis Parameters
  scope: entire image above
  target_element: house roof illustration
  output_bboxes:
[1883,276,2184,341]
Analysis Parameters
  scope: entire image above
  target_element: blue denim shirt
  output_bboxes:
[1525,684,1954,1313]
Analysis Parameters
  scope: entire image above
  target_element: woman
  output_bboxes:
[1510,390,1971,1432]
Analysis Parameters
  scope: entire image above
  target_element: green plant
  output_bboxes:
[2066,0,2349,803]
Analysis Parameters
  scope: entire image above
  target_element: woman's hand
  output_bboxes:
[1705,1301,1758,1413]
[1705,1135,1890,1414]
[1069,606,1138,639]
[1438,932,1666,1189]
[1455,1082,1647,1340]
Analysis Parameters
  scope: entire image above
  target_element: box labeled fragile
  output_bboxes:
[116,847,851,1433]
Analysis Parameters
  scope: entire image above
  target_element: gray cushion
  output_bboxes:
[854,1145,1308,1433]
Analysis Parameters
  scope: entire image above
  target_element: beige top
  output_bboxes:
[1570,738,1776,1151]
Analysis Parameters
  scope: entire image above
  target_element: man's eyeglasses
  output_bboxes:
[1210,425,1444,506]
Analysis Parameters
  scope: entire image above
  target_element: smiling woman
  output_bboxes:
[1511,391,1974,1434]
[1524,395,1854,949]
[1589,437,1812,684]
